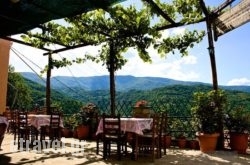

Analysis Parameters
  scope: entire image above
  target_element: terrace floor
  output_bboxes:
[1,134,250,165]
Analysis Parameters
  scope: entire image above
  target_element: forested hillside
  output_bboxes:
[23,77,250,116]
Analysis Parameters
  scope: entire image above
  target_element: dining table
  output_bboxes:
[96,117,153,160]
[96,117,153,136]
[0,116,8,127]
[28,114,64,130]
[0,116,8,149]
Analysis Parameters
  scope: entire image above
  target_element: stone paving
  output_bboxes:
[0,134,250,165]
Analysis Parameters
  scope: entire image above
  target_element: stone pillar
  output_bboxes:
[0,39,12,114]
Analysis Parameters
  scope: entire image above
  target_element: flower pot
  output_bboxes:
[197,133,219,153]
[76,125,89,140]
[177,138,187,149]
[61,128,73,138]
[230,132,249,154]
[73,129,78,138]
[162,136,172,148]
[188,140,199,150]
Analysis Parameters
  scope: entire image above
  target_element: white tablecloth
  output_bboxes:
[0,116,8,127]
[96,117,153,135]
[28,114,64,130]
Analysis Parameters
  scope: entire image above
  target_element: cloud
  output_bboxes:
[118,47,199,81]
[10,38,199,82]
[171,27,186,35]
[227,78,250,86]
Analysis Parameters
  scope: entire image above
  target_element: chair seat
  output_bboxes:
[139,133,159,138]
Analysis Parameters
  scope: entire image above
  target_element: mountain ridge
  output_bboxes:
[19,72,250,93]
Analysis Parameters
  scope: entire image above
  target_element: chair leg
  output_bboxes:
[117,141,121,160]
[96,137,99,155]
[103,140,108,160]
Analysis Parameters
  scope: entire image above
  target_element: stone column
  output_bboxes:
[0,39,12,114]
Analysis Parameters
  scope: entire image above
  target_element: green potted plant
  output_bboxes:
[75,103,98,140]
[224,106,250,154]
[61,115,74,138]
[191,89,227,152]
[177,133,187,149]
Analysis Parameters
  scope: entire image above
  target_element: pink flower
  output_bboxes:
[134,100,148,107]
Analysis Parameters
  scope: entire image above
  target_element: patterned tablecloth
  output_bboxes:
[96,117,153,135]
[28,114,64,130]
[0,116,8,144]
[0,116,8,126]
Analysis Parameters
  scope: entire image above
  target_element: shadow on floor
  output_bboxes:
[0,154,15,165]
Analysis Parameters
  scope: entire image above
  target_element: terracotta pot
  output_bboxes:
[73,129,78,138]
[188,140,199,150]
[61,128,73,138]
[230,132,249,154]
[76,125,89,140]
[177,139,187,149]
[198,133,219,153]
[162,136,172,148]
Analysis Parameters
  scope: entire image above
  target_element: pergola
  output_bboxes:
[0,0,126,114]
[0,0,244,149]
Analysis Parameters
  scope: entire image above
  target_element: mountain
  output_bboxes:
[19,72,206,91]
[20,72,46,86]
[19,72,250,93]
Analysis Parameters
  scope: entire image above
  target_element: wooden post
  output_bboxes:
[0,39,12,114]
[109,41,116,116]
[46,53,52,115]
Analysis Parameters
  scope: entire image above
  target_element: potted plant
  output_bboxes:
[224,106,250,154]
[191,89,227,152]
[177,133,187,149]
[61,115,74,138]
[75,103,98,140]
[133,100,152,117]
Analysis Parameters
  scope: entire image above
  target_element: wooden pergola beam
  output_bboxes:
[143,0,176,24]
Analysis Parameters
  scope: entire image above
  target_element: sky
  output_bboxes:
[8,0,250,86]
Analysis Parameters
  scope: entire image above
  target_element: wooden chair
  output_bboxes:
[49,111,61,142]
[40,111,61,143]
[159,112,168,157]
[102,113,127,160]
[16,111,30,149]
[133,114,161,162]
[95,113,103,155]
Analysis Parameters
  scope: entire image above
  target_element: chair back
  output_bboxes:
[17,111,28,128]
[47,111,61,141]
[102,113,122,139]
[50,111,61,129]
[160,113,168,134]
[151,114,160,138]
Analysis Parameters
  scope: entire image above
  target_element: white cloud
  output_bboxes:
[160,29,170,39]
[10,40,199,82]
[171,27,186,35]
[118,47,199,81]
[227,78,250,86]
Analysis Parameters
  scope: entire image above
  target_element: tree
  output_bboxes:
[21,0,206,114]
[7,66,32,109]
